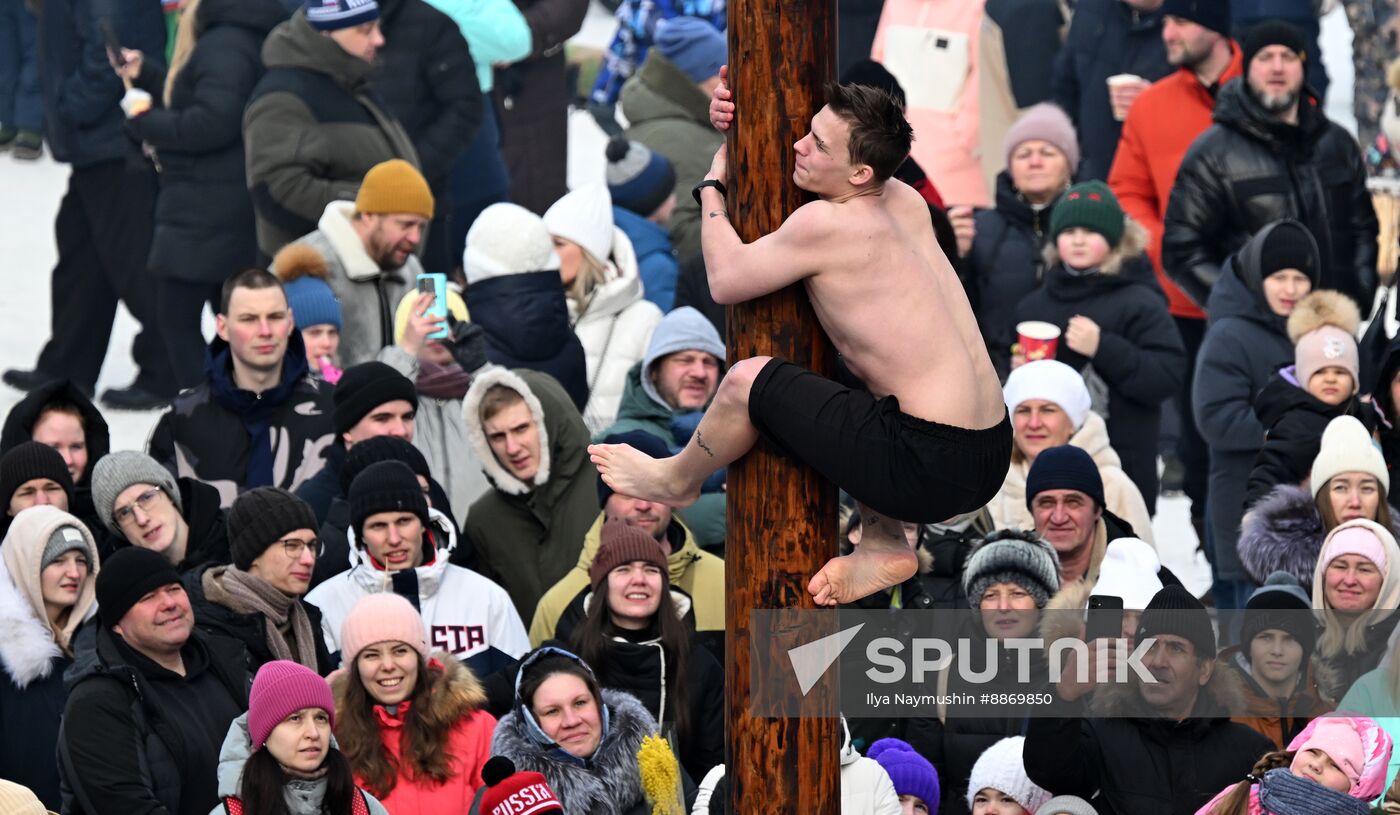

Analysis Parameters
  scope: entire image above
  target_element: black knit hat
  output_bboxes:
[1257,219,1320,286]
[0,441,75,508]
[1161,0,1231,36]
[1136,585,1216,659]
[596,430,671,508]
[1240,571,1317,663]
[1242,19,1306,72]
[340,435,431,495]
[1024,445,1105,511]
[333,362,418,437]
[97,546,182,627]
[227,487,320,570]
[349,460,430,541]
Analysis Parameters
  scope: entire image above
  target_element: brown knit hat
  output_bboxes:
[355,159,434,219]
[589,519,668,591]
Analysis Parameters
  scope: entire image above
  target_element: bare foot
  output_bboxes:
[808,545,919,606]
[588,443,703,507]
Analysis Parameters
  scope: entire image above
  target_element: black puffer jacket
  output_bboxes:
[1193,223,1300,583]
[1245,367,1379,508]
[468,270,589,410]
[1162,79,1378,310]
[1375,335,1400,473]
[969,171,1059,379]
[1015,252,1185,514]
[124,0,288,284]
[0,380,110,538]
[369,0,481,187]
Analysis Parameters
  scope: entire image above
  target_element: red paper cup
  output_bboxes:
[1017,321,1061,362]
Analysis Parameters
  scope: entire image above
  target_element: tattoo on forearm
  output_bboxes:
[696,430,715,458]
[708,209,727,219]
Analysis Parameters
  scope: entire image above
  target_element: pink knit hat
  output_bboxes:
[1296,325,1360,393]
[1003,103,1080,174]
[1287,716,1394,799]
[248,660,335,750]
[340,592,429,666]
[1322,525,1389,572]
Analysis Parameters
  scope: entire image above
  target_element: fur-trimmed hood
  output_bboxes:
[0,506,99,686]
[491,687,656,814]
[1042,216,1151,277]
[1287,289,1362,344]
[1088,653,1253,720]
[1238,484,1400,591]
[330,650,487,726]
[461,366,554,495]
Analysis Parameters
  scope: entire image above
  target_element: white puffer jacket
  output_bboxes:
[572,227,662,434]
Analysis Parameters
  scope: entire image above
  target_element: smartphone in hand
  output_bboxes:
[99,19,126,66]
[1084,594,1125,644]
[417,273,449,340]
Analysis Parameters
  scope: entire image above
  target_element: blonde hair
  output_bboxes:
[565,248,612,314]
[164,0,204,107]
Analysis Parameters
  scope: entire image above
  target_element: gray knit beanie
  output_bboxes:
[91,451,182,535]
[41,524,94,570]
[963,529,1062,609]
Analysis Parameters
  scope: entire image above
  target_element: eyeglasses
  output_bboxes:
[114,487,165,527]
[277,537,324,559]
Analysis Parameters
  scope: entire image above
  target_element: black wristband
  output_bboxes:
[692,179,728,207]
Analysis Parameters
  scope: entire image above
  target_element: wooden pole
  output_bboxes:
[724,1,840,812]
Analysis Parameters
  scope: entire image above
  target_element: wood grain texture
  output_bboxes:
[724,0,841,812]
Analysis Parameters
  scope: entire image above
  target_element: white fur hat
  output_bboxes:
[1311,415,1390,499]
[1089,537,1163,610]
[1003,360,1093,430]
[965,737,1053,813]
[544,184,614,266]
[464,203,561,284]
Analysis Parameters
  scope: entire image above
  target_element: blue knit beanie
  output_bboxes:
[283,275,343,332]
[655,17,726,83]
[606,137,676,218]
[868,738,940,811]
[1024,445,1104,511]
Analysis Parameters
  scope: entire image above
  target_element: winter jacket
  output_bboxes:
[969,171,1060,378]
[840,718,903,815]
[590,1,726,106]
[529,512,723,646]
[491,687,658,814]
[277,202,422,367]
[0,507,99,810]
[310,486,462,587]
[462,368,601,620]
[620,51,725,261]
[1108,42,1245,320]
[37,0,166,167]
[1193,228,1301,582]
[597,363,726,550]
[1051,0,1171,182]
[59,625,249,815]
[0,379,110,541]
[1316,612,1400,703]
[243,9,420,259]
[331,655,495,812]
[1218,645,1334,750]
[614,206,681,311]
[573,230,663,433]
[552,594,724,780]
[149,332,336,507]
[183,563,334,676]
[986,412,1155,546]
[870,0,989,206]
[369,0,481,189]
[208,713,390,815]
[1015,247,1186,511]
[978,0,1067,193]
[467,269,589,411]
[492,0,588,214]
[124,0,287,285]
[1162,80,1379,311]
[378,344,490,527]
[306,524,529,678]
[1023,666,1275,815]
[1238,483,1400,591]
[101,475,232,570]
[421,0,531,93]
[1377,334,1400,474]
[1245,366,1379,508]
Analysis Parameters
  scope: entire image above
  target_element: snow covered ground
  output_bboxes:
[0,3,1363,596]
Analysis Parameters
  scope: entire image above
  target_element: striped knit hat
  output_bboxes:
[305,0,379,31]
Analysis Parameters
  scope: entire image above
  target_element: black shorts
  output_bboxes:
[748,358,1012,523]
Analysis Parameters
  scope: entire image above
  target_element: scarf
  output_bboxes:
[416,359,471,400]
[205,566,319,671]
[1255,768,1371,815]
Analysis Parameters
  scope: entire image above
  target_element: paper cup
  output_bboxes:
[1107,73,1144,89]
[1106,74,1145,121]
[1017,321,1061,362]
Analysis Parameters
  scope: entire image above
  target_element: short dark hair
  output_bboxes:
[219,268,284,315]
[823,81,913,182]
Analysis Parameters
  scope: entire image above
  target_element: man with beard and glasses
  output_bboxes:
[149,270,336,507]
[270,159,435,367]
[1163,21,1378,312]
[1109,0,1242,556]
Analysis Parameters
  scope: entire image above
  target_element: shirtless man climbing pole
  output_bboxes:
[589,69,1010,606]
